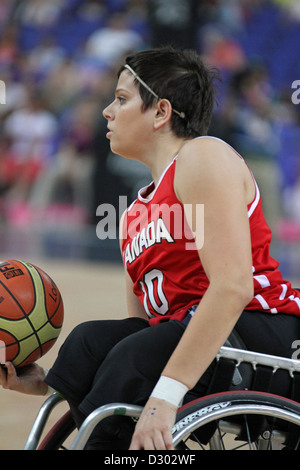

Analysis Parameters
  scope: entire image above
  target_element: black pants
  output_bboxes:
[45,310,300,449]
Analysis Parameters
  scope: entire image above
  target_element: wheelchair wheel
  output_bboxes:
[38,411,76,450]
[173,391,300,450]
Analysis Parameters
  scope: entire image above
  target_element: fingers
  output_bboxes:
[129,397,176,450]
[0,364,7,385]
[129,428,174,450]
[130,435,174,450]
[0,361,47,395]
[5,361,16,378]
[0,362,16,389]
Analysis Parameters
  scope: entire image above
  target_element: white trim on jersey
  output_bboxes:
[254,285,300,314]
[247,179,260,218]
[255,294,278,314]
[253,274,271,288]
[255,294,270,310]
[279,284,288,300]
[289,295,300,311]
[137,157,176,203]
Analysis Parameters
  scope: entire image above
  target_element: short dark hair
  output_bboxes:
[118,46,219,138]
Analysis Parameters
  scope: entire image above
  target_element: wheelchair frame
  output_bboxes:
[24,346,300,450]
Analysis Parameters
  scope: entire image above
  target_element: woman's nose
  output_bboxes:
[102,101,113,120]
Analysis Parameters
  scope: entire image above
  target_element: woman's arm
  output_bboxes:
[130,138,254,449]
[162,138,254,388]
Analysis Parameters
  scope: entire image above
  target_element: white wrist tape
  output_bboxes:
[150,376,189,408]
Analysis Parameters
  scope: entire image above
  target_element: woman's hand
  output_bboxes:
[0,361,48,396]
[129,397,177,450]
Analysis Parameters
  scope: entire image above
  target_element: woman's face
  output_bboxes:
[103,70,155,159]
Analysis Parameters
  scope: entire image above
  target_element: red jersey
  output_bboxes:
[121,139,300,325]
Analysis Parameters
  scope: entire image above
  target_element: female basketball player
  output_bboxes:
[1,46,300,450]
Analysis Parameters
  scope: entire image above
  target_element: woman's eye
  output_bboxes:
[118,97,126,104]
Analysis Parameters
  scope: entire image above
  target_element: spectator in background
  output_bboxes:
[39,57,84,115]
[14,0,62,27]
[215,64,282,230]
[74,0,106,21]
[0,0,298,239]
[0,67,28,119]
[85,12,144,68]
[29,96,98,222]
[0,0,17,27]
[200,26,246,72]
[225,65,277,156]
[0,25,18,68]
[2,91,58,209]
[27,35,66,80]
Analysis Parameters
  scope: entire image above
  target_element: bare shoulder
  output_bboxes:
[174,137,252,203]
[177,136,241,171]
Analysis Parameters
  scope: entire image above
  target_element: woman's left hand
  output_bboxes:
[129,397,177,450]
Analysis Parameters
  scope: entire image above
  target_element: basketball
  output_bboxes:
[0,260,64,368]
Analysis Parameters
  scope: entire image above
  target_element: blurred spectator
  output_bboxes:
[224,65,277,156]
[0,135,19,197]
[29,138,96,225]
[0,67,28,118]
[75,0,106,21]
[4,91,58,163]
[39,57,83,114]
[27,35,66,80]
[216,64,282,229]
[211,0,247,34]
[85,12,144,67]
[0,25,19,68]
[0,0,298,242]
[201,26,246,72]
[14,0,62,27]
[28,94,99,223]
[275,118,300,236]
[2,91,58,204]
[0,0,17,27]
[272,0,300,21]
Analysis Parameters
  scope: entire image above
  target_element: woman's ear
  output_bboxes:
[153,98,173,130]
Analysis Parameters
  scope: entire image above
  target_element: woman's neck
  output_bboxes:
[146,136,189,187]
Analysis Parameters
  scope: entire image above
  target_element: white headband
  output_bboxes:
[124,64,186,120]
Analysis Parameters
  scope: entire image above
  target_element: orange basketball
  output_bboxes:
[0,260,64,367]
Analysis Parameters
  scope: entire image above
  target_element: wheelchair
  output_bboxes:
[24,344,300,450]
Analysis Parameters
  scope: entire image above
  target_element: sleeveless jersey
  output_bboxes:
[121,139,300,325]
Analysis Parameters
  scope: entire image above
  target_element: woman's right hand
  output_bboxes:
[0,361,48,396]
